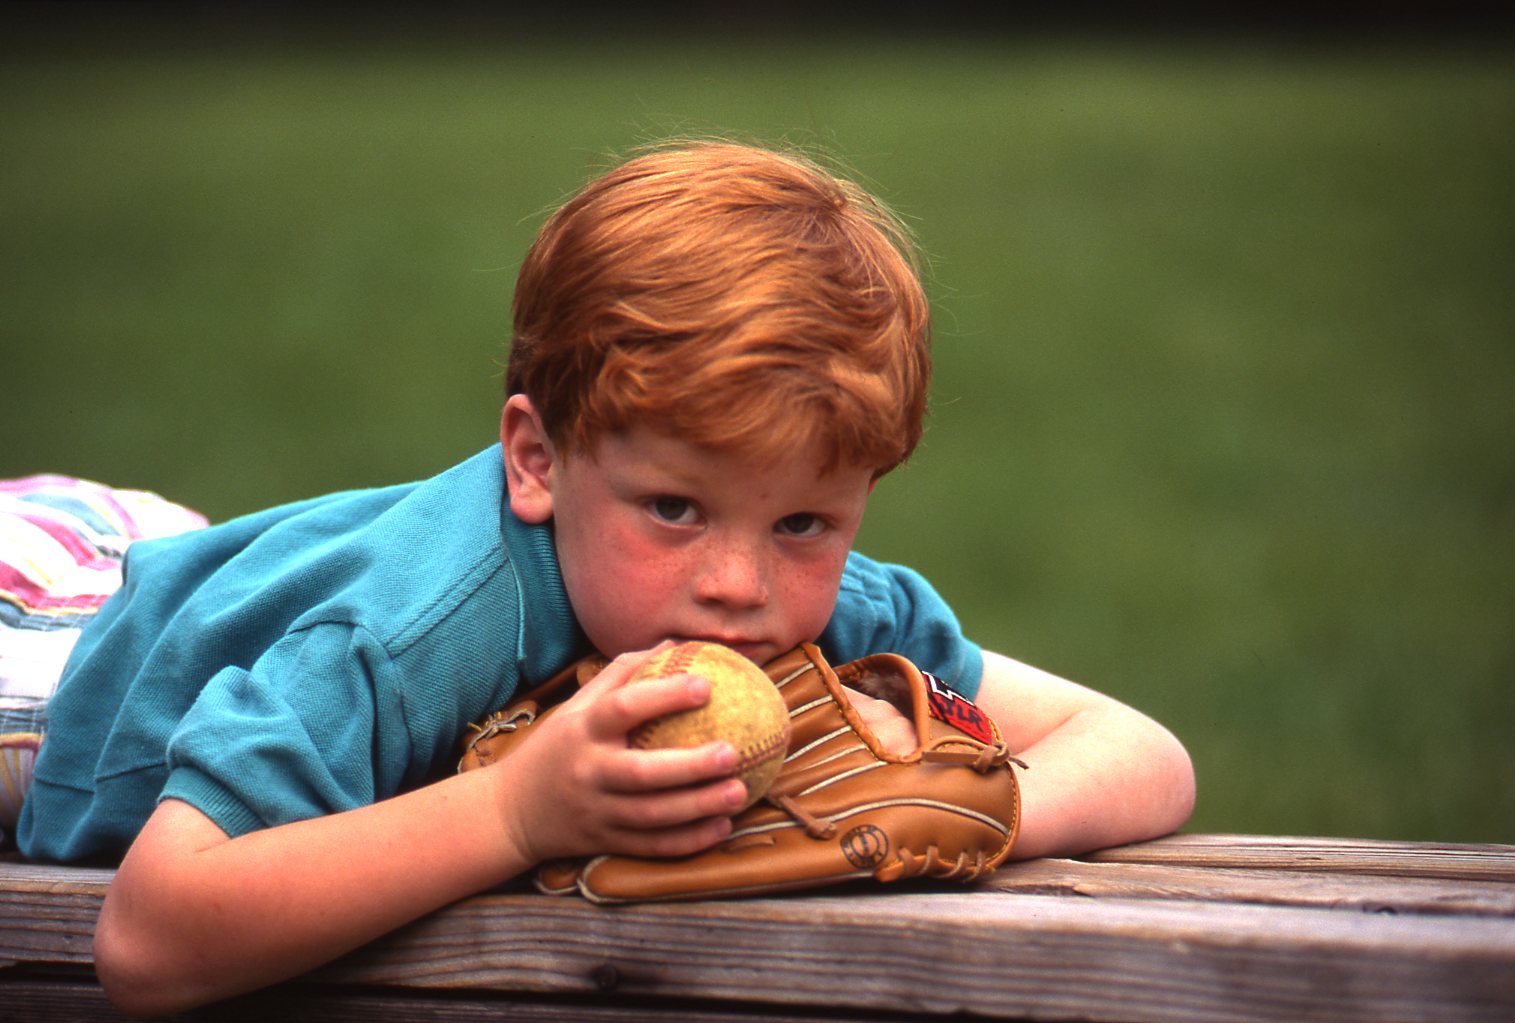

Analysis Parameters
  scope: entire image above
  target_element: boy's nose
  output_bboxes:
[693,540,770,609]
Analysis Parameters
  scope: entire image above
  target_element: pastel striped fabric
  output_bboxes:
[0,475,206,839]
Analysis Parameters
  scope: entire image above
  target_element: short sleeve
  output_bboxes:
[159,622,411,838]
[820,552,983,699]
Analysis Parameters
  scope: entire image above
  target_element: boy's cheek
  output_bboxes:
[603,539,687,597]
[780,559,852,634]
[568,553,693,654]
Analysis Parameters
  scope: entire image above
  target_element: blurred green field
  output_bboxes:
[3,29,1511,844]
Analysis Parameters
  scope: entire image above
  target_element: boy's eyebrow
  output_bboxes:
[605,452,707,490]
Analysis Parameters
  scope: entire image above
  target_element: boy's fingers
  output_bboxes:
[600,741,738,795]
[587,671,712,741]
[612,815,735,860]
[845,686,920,757]
[575,645,659,696]
[575,640,680,701]
[605,776,747,830]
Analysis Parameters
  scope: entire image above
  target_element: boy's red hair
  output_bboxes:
[507,141,931,475]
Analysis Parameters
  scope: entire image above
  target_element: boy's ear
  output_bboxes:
[500,394,557,524]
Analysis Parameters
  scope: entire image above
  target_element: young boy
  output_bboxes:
[13,141,1194,1015]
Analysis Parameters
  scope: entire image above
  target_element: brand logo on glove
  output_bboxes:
[922,672,996,745]
[841,824,889,870]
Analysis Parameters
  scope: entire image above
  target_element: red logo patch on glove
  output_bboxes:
[922,672,996,745]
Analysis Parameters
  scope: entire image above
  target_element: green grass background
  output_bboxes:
[3,24,1511,844]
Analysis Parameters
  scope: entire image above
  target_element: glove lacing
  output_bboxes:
[918,736,1028,773]
[884,845,991,881]
[769,793,838,839]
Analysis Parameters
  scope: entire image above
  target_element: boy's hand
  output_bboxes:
[842,686,919,757]
[493,647,748,867]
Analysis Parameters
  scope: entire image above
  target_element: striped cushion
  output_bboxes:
[0,475,206,835]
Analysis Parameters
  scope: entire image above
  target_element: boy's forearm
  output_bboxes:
[973,650,1195,861]
[1005,704,1195,860]
[96,767,525,1017]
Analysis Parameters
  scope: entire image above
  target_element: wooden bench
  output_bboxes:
[4,834,1513,1022]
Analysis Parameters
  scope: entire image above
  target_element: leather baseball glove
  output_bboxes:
[458,642,1022,903]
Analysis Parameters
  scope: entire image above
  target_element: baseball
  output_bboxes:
[627,641,791,810]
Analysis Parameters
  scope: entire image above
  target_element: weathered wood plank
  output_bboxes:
[0,862,115,893]
[0,973,935,1023]
[985,858,1515,916]
[315,888,1515,1023]
[0,864,107,967]
[6,843,1515,1023]
[0,975,129,1023]
[1087,834,1515,882]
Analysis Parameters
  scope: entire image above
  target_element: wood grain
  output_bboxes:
[5,838,1514,1023]
[985,857,1515,916]
[0,975,931,1023]
[1086,834,1515,882]
[312,886,1515,1023]
[0,863,110,967]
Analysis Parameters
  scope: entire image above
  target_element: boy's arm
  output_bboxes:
[97,773,532,1016]
[94,651,746,1017]
[972,650,1196,860]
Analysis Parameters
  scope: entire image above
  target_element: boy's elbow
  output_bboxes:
[1153,724,1197,836]
[95,902,210,1018]
[95,917,169,1018]
[94,916,149,1017]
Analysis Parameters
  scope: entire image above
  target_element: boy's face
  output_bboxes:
[507,402,874,665]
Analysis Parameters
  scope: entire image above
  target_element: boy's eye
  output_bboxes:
[776,513,825,538]
[648,497,698,525]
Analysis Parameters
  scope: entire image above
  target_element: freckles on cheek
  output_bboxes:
[609,533,684,592]
[787,556,851,629]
